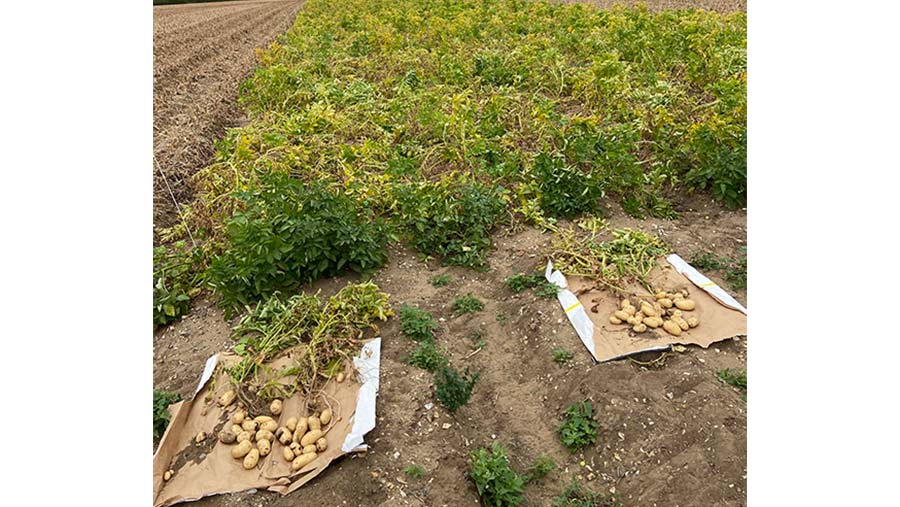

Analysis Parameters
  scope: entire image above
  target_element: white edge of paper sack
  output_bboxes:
[666,254,747,314]
[545,261,597,361]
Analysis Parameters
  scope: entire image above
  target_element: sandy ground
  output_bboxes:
[153,0,302,234]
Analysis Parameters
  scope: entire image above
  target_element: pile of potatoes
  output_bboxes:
[608,289,699,337]
[216,391,332,472]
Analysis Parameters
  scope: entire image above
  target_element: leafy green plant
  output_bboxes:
[407,340,448,372]
[552,476,622,507]
[452,294,484,316]
[496,313,507,326]
[153,389,182,441]
[553,349,574,365]
[429,273,452,287]
[523,454,556,483]
[404,464,426,479]
[533,151,605,218]
[505,272,544,293]
[204,173,392,314]
[469,441,525,507]
[153,241,199,328]
[434,365,479,413]
[558,401,599,452]
[395,180,505,268]
[399,304,438,342]
[718,368,747,392]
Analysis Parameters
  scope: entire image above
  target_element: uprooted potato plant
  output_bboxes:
[220,281,393,413]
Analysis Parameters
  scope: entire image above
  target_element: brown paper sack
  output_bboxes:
[152,339,380,506]
[557,255,746,362]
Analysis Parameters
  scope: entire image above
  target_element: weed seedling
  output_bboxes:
[434,365,479,412]
[399,304,438,342]
[469,441,525,507]
[407,340,448,372]
[552,476,622,507]
[496,313,507,326]
[429,273,452,287]
[718,368,747,395]
[453,294,484,316]
[553,349,574,365]
[404,464,425,479]
[558,401,598,452]
[524,454,557,483]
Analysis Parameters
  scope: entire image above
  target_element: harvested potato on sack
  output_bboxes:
[215,408,331,472]
[608,289,700,337]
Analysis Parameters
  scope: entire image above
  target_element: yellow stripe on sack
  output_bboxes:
[699,282,717,288]
[564,302,582,313]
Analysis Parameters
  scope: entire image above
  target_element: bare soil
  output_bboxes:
[154,197,747,507]
[153,0,303,235]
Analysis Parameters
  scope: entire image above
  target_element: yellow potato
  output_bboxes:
[260,420,278,433]
[231,440,252,459]
[218,390,236,407]
[622,305,636,316]
[285,417,298,433]
[276,427,293,445]
[621,298,634,309]
[662,320,682,336]
[231,424,243,436]
[231,410,245,425]
[302,444,317,454]
[257,439,271,457]
[336,372,345,383]
[282,446,295,462]
[687,317,700,328]
[253,416,275,425]
[640,303,657,317]
[218,430,237,444]
[241,420,258,433]
[613,310,630,321]
[632,323,647,333]
[236,431,251,444]
[315,437,328,452]
[320,409,332,426]
[292,422,307,444]
[255,429,275,442]
[308,416,321,432]
[289,442,302,453]
[655,291,667,300]
[674,317,690,331]
[625,316,638,325]
[300,429,323,447]
[609,315,623,325]
[643,316,663,328]
[675,299,695,311]
[659,298,673,309]
[270,399,283,416]
[291,452,317,471]
[195,431,207,443]
[164,470,173,481]
[243,448,260,470]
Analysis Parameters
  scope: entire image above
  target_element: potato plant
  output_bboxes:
[181,0,746,291]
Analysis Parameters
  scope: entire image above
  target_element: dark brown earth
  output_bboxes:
[153,1,747,506]
[153,0,303,236]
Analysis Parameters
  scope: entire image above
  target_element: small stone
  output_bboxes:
[424,403,433,410]
[441,423,451,430]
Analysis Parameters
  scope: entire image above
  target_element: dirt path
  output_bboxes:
[153,0,302,235]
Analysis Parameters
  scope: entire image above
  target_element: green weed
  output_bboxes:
[718,368,747,393]
[407,340,448,372]
[506,271,558,297]
[469,441,525,507]
[691,248,747,291]
[399,305,438,342]
[404,464,426,479]
[429,274,452,287]
[558,401,599,452]
[524,454,557,483]
[552,476,622,507]
[153,241,199,328]
[434,365,479,413]
[553,349,574,365]
[453,294,484,316]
